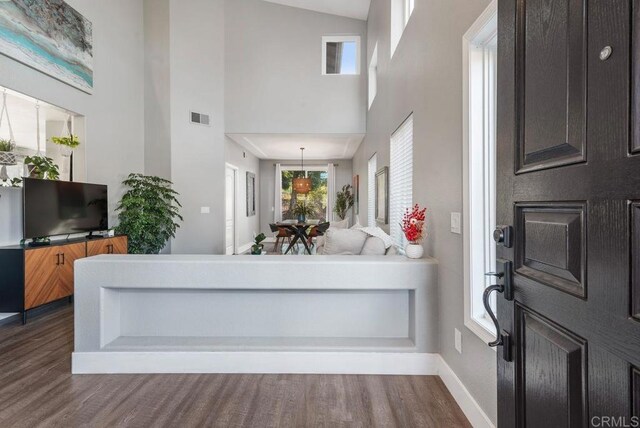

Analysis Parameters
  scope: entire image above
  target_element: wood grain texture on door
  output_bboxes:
[632,1,640,154]
[497,0,639,425]
[515,0,587,173]
[516,306,586,427]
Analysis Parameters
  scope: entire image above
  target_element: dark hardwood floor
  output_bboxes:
[0,305,471,427]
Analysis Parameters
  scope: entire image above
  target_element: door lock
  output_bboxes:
[493,225,513,248]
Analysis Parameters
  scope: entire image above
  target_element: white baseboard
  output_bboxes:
[437,356,495,428]
[72,352,440,375]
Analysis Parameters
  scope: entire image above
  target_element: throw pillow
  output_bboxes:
[322,228,368,255]
[331,219,349,229]
[360,237,387,255]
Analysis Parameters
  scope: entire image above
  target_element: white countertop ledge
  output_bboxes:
[75,255,438,291]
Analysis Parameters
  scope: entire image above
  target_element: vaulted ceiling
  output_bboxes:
[262,0,371,21]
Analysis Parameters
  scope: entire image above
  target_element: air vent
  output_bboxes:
[190,111,210,126]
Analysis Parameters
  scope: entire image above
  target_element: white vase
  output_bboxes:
[404,243,424,259]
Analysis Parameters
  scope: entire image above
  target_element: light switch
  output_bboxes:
[455,328,462,354]
[201,207,210,214]
[451,212,462,234]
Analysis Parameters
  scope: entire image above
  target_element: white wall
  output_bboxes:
[352,0,497,423]
[168,0,226,254]
[0,0,145,319]
[259,159,353,235]
[224,0,367,134]
[144,0,171,180]
[225,137,260,250]
[0,0,145,226]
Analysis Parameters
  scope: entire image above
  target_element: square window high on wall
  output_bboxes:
[322,36,361,75]
[391,0,415,57]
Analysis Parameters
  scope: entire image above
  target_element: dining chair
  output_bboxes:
[307,221,330,247]
[269,223,292,253]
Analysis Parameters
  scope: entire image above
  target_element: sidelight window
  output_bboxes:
[463,1,498,343]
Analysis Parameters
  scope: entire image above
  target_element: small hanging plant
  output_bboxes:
[0,138,15,152]
[115,173,183,254]
[51,134,80,149]
[0,138,16,167]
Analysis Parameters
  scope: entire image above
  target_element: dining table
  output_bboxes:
[276,222,315,255]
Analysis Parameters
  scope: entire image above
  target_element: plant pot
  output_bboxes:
[0,152,16,166]
[297,214,306,223]
[404,243,424,259]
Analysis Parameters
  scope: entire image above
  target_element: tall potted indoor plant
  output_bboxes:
[115,173,183,254]
[333,184,354,220]
[400,204,427,259]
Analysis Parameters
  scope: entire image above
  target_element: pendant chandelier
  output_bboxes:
[292,147,312,194]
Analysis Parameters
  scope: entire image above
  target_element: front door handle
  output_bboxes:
[483,284,505,347]
[483,259,514,361]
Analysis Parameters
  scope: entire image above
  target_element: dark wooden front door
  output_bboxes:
[495,0,640,426]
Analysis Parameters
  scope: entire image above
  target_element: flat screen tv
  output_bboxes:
[23,178,108,239]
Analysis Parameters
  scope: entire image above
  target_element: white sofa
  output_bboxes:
[316,225,398,256]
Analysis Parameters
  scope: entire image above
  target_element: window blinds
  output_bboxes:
[390,114,414,246]
[368,153,378,227]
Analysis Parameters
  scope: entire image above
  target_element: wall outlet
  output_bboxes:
[451,212,462,234]
[454,328,463,354]
[200,207,210,214]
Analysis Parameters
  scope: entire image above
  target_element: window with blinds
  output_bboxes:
[390,114,414,246]
[368,153,378,227]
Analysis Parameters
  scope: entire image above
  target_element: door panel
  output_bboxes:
[517,307,586,427]
[58,242,86,297]
[634,368,640,416]
[24,247,61,310]
[633,202,640,320]
[516,0,587,173]
[497,0,639,426]
[515,203,586,298]
[632,2,640,155]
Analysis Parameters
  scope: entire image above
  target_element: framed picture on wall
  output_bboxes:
[0,0,94,93]
[375,167,389,225]
[246,172,256,217]
[353,175,360,215]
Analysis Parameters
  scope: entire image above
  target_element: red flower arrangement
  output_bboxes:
[401,204,427,243]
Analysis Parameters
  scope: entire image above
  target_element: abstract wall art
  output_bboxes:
[0,0,93,93]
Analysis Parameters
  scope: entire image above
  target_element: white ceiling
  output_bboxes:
[262,0,371,20]
[227,133,364,160]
